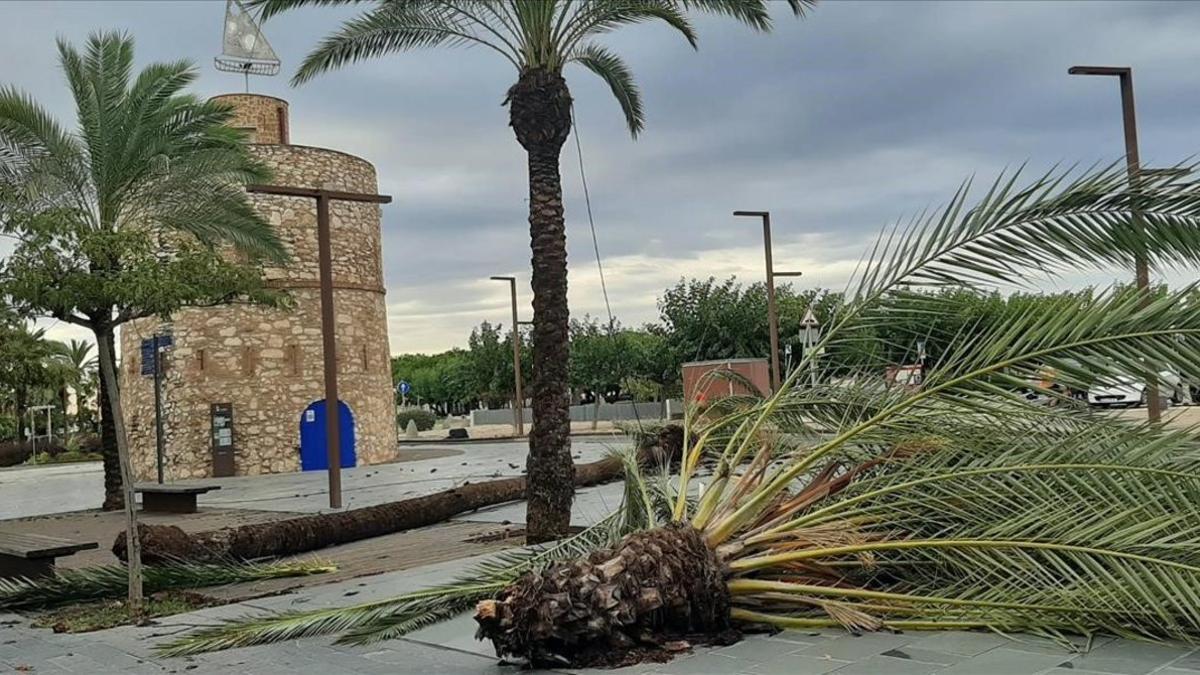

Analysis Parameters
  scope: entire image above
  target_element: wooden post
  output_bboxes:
[247,184,392,509]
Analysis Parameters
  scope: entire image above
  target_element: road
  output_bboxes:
[0,435,625,521]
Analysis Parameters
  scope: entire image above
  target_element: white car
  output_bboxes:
[1087,370,1191,408]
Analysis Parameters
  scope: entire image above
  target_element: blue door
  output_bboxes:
[299,400,356,471]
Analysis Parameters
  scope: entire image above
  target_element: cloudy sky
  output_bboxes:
[2,0,1198,354]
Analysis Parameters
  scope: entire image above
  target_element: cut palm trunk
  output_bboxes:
[115,440,679,564]
[475,524,731,667]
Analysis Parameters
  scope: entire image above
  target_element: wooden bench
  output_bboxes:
[136,484,221,514]
[0,533,98,579]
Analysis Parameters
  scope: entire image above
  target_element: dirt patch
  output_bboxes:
[31,590,214,633]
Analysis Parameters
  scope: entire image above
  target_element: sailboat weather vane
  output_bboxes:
[214,0,280,92]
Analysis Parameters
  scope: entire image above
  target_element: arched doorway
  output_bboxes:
[299,400,356,471]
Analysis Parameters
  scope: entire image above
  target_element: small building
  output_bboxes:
[119,94,397,480]
[681,358,772,404]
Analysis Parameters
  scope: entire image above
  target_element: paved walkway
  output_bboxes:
[4,548,1200,674]
[0,436,623,520]
[5,435,1200,674]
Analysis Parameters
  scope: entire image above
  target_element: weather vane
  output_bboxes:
[214,0,280,92]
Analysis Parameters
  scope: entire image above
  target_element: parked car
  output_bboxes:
[1087,370,1191,408]
[1023,361,1086,406]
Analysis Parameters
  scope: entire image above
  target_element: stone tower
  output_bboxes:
[119,93,397,480]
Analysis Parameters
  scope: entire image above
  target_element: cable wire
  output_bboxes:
[570,106,645,433]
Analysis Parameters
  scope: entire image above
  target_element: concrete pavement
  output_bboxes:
[0,436,624,520]
[4,547,1200,674]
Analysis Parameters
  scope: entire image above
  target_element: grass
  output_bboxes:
[31,591,213,633]
[28,451,102,465]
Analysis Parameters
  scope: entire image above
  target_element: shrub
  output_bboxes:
[0,441,32,467]
[396,408,437,432]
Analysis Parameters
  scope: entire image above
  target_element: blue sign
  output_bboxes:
[397,380,411,396]
[140,334,174,376]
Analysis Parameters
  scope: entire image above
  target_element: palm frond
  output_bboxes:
[158,451,661,656]
[0,559,334,611]
[292,2,521,84]
[570,43,644,137]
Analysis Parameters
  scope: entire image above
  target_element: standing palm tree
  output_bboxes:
[0,32,285,611]
[255,0,814,542]
[49,339,98,434]
[0,324,56,444]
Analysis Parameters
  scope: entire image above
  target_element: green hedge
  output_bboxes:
[396,408,437,432]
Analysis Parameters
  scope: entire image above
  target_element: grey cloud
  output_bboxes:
[3,0,1199,352]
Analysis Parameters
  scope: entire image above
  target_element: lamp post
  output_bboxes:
[800,307,821,387]
[734,210,804,392]
[490,275,525,437]
[1068,65,1161,422]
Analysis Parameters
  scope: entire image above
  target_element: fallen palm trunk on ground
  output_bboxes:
[160,165,1200,667]
[0,559,334,610]
[116,435,680,564]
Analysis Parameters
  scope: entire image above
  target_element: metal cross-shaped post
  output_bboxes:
[247,184,392,508]
[490,275,526,437]
[734,210,803,392]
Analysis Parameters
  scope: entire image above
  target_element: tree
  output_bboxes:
[0,32,286,613]
[49,338,97,434]
[0,323,57,443]
[254,0,813,542]
[159,164,1200,664]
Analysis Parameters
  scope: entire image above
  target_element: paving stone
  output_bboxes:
[830,654,943,675]
[761,629,837,646]
[46,652,110,673]
[1166,649,1200,671]
[796,632,914,661]
[906,630,1011,657]
[715,635,809,661]
[746,654,852,674]
[1065,639,1194,675]
[653,652,742,674]
[403,612,495,657]
[880,647,964,665]
[1041,662,1132,667]
[1004,634,1107,656]
[936,647,1073,674]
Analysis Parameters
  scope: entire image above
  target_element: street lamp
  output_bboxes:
[490,276,525,437]
[1068,65,1161,422]
[800,307,821,387]
[733,210,803,393]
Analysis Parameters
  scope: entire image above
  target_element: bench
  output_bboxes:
[0,533,98,579]
[135,484,221,514]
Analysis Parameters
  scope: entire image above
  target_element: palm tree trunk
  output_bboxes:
[474,523,731,667]
[114,445,674,563]
[508,68,576,544]
[98,334,123,511]
[94,324,143,613]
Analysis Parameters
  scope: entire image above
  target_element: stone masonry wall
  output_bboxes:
[211,93,289,144]
[119,95,396,480]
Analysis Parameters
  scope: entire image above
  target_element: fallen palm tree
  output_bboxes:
[162,163,1200,666]
[0,559,334,611]
[116,434,680,564]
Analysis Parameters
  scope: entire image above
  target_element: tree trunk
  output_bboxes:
[14,389,26,445]
[99,334,123,511]
[507,67,575,544]
[114,441,680,564]
[59,386,69,436]
[475,523,731,667]
[94,324,143,613]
